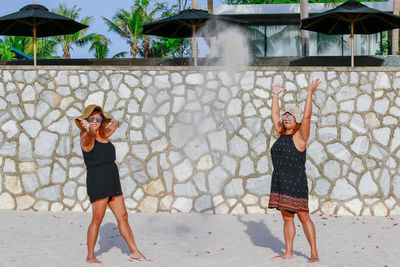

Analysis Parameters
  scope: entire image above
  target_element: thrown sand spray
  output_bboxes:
[136,22,253,195]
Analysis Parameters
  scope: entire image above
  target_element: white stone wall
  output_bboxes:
[0,66,399,216]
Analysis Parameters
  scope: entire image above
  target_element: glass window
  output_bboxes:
[247,24,380,57]
[265,25,301,57]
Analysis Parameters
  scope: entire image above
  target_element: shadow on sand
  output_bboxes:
[95,222,130,257]
[237,216,308,259]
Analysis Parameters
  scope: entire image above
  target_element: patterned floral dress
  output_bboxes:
[268,134,309,213]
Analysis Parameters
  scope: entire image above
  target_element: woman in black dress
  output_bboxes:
[76,105,147,264]
[268,79,321,263]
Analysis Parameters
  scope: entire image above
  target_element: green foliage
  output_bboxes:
[148,37,190,58]
[0,43,16,60]
[51,3,94,59]
[103,0,165,58]
[1,36,57,59]
[375,33,392,55]
[88,34,127,58]
[147,3,190,58]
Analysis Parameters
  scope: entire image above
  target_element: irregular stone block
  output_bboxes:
[350,136,369,155]
[373,98,390,114]
[375,72,390,89]
[0,192,15,209]
[33,200,49,211]
[323,160,340,181]
[229,135,248,158]
[359,171,378,196]
[308,141,328,165]
[224,178,244,197]
[144,179,165,196]
[227,98,242,116]
[197,154,213,170]
[208,130,228,152]
[63,181,77,198]
[208,167,229,194]
[154,75,170,88]
[326,142,351,162]
[331,178,357,200]
[317,127,337,143]
[242,193,258,205]
[36,185,61,201]
[372,127,391,147]
[172,197,192,212]
[138,196,158,213]
[174,181,197,197]
[1,120,18,138]
[239,157,255,176]
[5,175,22,194]
[22,173,39,193]
[160,195,173,211]
[174,159,193,182]
[246,175,271,195]
[372,202,387,216]
[16,195,35,210]
[194,195,212,212]
[336,86,357,102]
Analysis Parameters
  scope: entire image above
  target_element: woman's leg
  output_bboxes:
[87,197,108,263]
[274,209,295,259]
[108,195,147,260]
[297,211,319,263]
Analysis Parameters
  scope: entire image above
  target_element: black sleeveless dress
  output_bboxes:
[268,134,309,213]
[82,140,122,203]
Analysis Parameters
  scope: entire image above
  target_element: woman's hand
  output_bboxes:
[78,118,91,132]
[308,79,321,95]
[272,83,284,95]
[110,119,119,126]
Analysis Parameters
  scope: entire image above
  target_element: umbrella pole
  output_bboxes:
[33,23,37,66]
[351,22,354,67]
[192,25,198,66]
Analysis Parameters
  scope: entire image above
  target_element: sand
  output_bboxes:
[0,210,399,267]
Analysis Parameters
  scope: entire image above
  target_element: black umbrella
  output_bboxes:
[0,4,88,65]
[301,0,400,66]
[143,9,246,65]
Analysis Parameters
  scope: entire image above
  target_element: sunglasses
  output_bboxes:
[281,114,294,121]
[88,116,103,123]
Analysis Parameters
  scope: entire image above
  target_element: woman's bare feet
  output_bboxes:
[272,253,293,260]
[308,253,319,263]
[86,257,102,264]
[129,251,149,262]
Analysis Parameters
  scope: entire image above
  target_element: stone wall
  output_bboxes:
[0,66,399,216]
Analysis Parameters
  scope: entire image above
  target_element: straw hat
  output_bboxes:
[75,105,112,131]
[282,106,302,123]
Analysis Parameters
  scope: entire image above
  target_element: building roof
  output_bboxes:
[204,1,394,25]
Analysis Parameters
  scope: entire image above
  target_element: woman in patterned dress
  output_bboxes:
[268,79,321,263]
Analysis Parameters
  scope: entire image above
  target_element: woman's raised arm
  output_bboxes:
[106,119,119,138]
[298,79,321,142]
[79,118,96,150]
[271,83,284,136]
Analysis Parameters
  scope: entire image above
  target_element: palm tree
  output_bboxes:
[103,0,164,58]
[51,4,93,59]
[88,34,127,59]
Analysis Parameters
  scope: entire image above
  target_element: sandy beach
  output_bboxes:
[0,210,399,267]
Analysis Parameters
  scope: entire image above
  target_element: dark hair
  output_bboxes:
[278,122,301,136]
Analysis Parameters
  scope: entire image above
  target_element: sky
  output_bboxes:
[2,0,225,58]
